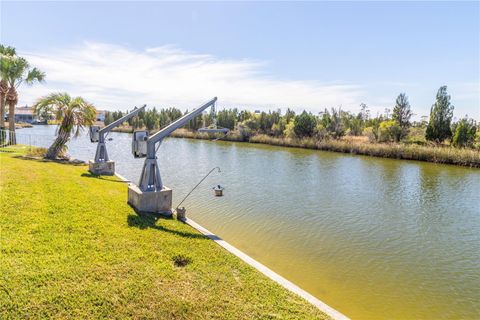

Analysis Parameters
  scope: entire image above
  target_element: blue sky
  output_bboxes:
[1,1,479,119]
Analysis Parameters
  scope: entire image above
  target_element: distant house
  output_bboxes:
[7,106,40,124]
[96,110,106,122]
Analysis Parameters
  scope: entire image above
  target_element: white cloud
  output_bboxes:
[16,42,479,120]
[18,42,365,113]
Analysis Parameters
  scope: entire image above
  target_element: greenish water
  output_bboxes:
[19,126,480,319]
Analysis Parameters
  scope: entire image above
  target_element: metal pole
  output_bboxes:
[175,167,221,211]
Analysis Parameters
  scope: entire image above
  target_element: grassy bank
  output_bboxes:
[170,129,480,168]
[249,135,480,167]
[0,146,329,319]
[109,126,480,167]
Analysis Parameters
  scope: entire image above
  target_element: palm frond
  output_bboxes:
[33,92,71,117]
[0,45,16,56]
[25,67,46,85]
[6,57,29,87]
[34,92,97,138]
[70,96,96,137]
[0,55,15,81]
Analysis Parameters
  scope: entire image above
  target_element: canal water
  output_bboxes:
[16,126,480,319]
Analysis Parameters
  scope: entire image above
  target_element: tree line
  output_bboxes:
[105,86,478,148]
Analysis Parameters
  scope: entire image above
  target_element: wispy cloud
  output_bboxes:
[17,42,479,119]
[19,42,365,112]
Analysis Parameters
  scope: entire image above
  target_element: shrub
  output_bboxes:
[283,121,296,138]
[363,126,376,142]
[452,118,477,148]
[26,147,48,158]
[378,120,401,142]
[243,117,260,131]
[293,111,316,137]
[271,118,286,137]
[315,123,328,140]
[321,107,345,138]
[237,123,253,141]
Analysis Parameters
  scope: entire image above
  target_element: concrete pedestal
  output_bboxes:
[89,160,115,176]
[128,184,173,217]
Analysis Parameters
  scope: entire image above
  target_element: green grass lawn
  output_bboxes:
[0,146,328,319]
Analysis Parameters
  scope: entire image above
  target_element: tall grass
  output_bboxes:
[250,135,480,167]
[170,128,245,142]
[172,130,480,167]
[109,126,480,167]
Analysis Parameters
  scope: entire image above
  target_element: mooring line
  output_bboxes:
[174,166,221,213]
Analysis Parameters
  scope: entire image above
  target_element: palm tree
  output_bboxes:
[0,45,16,144]
[4,55,45,144]
[33,93,96,159]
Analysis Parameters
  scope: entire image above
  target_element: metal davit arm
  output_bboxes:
[138,97,217,191]
[94,105,146,162]
[145,97,217,158]
[100,105,146,134]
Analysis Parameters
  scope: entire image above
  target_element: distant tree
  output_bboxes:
[216,109,237,130]
[285,108,296,123]
[202,111,214,128]
[0,45,16,135]
[144,108,159,130]
[167,107,183,121]
[419,115,429,128]
[271,109,282,125]
[132,115,141,129]
[293,110,316,137]
[271,118,286,137]
[129,109,145,128]
[392,93,413,141]
[360,103,370,121]
[426,86,454,143]
[242,116,260,131]
[237,110,251,123]
[186,109,203,130]
[321,107,345,138]
[451,117,477,148]
[363,114,384,142]
[158,111,170,128]
[343,108,365,136]
[283,121,295,138]
[2,54,45,144]
[104,111,114,126]
[112,110,124,121]
[384,108,391,119]
[259,112,270,133]
[37,107,54,122]
[33,93,96,159]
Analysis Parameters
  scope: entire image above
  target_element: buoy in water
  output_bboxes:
[213,185,224,197]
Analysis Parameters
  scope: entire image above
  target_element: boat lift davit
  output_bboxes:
[198,99,229,134]
[88,105,146,175]
[128,97,222,216]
